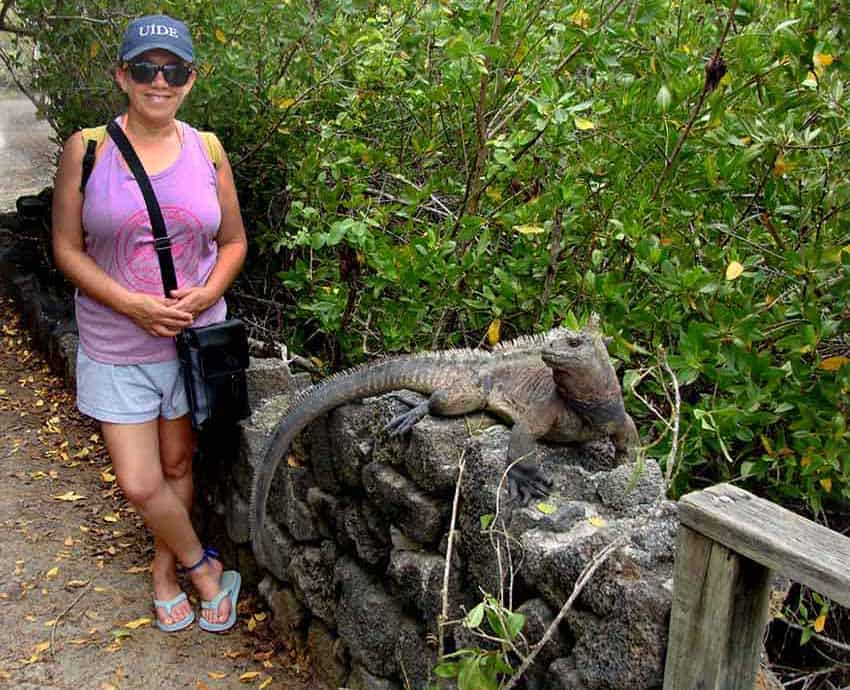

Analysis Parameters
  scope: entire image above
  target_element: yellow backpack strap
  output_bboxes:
[199,131,225,168]
[79,125,107,193]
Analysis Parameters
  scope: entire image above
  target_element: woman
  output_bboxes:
[51,14,247,633]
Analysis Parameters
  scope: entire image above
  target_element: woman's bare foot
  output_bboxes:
[187,554,229,626]
[151,552,193,627]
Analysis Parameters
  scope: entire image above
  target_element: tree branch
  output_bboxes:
[650,0,738,201]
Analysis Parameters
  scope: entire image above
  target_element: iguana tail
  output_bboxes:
[248,355,475,567]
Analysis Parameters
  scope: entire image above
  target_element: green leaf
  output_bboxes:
[465,603,485,629]
[536,502,557,514]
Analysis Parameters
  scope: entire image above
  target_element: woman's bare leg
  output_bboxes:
[102,420,231,626]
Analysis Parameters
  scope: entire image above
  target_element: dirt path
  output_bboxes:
[0,297,319,690]
[0,91,55,212]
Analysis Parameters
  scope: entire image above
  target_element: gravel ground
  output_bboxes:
[0,297,321,690]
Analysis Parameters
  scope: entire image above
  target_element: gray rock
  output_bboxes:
[288,541,338,626]
[246,356,293,408]
[362,462,448,545]
[257,576,307,638]
[568,607,668,689]
[335,556,410,678]
[547,657,586,690]
[255,519,294,583]
[595,459,665,511]
[458,426,519,597]
[232,392,295,498]
[404,413,496,494]
[225,490,251,544]
[306,486,338,539]
[307,619,349,688]
[325,400,381,489]
[395,620,437,690]
[538,453,600,501]
[387,550,462,633]
[347,664,401,690]
[266,464,320,542]
[510,500,602,536]
[338,499,391,565]
[516,598,571,670]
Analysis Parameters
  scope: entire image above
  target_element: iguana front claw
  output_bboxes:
[384,401,430,436]
[508,463,551,505]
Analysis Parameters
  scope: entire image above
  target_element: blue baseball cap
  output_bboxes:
[119,14,194,63]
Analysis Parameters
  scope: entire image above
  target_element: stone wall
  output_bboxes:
[218,375,680,690]
[1,213,680,690]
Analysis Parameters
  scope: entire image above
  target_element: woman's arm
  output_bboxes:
[51,132,194,337]
[171,149,248,317]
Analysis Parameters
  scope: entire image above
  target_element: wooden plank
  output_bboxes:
[663,525,772,690]
[679,483,850,608]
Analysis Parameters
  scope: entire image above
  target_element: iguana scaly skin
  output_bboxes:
[249,318,638,564]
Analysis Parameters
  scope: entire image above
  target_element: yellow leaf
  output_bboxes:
[574,116,596,131]
[247,617,257,632]
[33,641,50,654]
[254,612,267,622]
[90,42,100,59]
[46,567,59,579]
[103,514,119,523]
[240,671,261,682]
[66,579,90,589]
[123,617,152,629]
[813,53,833,76]
[725,261,744,280]
[589,516,607,528]
[64,536,74,547]
[486,319,501,346]
[207,672,228,680]
[53,491,85,502]
[35,399,44,407]
[820,356,850,371]
[569,8,591,29]
[126,565,149,574]
[820,478,832,493]
[214,28,227,44]
[259,678,272,690]
[514,224,545,235]
[773,154,788,176]
[275,96,296,109]
[814,613,827,632]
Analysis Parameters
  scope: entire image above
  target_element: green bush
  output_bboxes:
[3,0,849,510]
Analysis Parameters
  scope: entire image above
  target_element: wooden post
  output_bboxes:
[664,483,850,689]
[662,525,772,690]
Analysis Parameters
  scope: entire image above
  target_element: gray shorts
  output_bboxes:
[76,348,189,424]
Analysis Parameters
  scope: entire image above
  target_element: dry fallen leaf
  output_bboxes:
[123,617,152,630]
[259,678,272,690]
[207,671,228,680]
[53,491,85,502]
[239,671,261,682]
[46,566,59,579]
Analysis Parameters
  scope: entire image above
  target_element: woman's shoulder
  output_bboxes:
[181,121,225,168]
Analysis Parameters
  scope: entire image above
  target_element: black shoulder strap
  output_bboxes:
[80,139,97,193]
[106,120,178,297]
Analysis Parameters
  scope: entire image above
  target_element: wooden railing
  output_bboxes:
[663,483,850,690]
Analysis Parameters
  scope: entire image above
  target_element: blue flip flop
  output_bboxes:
[153,592,195,632]
[198,570,241,633]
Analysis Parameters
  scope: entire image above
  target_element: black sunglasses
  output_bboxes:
[126,61,193,87]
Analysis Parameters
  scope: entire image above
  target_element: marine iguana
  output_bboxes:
[249,317,639,563]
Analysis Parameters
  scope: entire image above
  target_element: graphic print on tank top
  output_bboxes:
[112,205,205,294]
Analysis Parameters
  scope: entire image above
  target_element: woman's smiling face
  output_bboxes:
[115,48,195,122]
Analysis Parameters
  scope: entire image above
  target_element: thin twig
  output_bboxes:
[502,535,629,690]
[50,579,94,657]
[651,0,738,201]
[659,347,680,487]
[438,448,466,661]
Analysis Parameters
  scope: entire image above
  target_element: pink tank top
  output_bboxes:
[78,119,226,364]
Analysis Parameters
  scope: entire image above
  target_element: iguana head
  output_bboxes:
[541,316,620,405]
